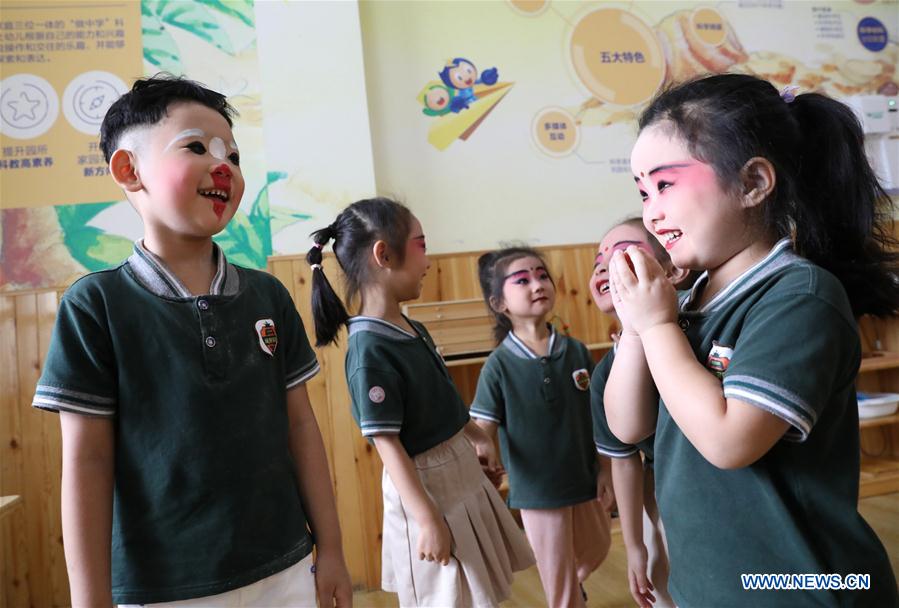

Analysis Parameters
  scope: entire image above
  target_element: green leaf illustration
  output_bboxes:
[146,0,235,55]
[214,210,266,268]
[142,4,183,72]
[197,0,254,28]
[212,172,285,268]
[55,203,134,271]
[270,205,312,235]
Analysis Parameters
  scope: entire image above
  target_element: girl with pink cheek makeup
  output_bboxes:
[470,247,613,608]
[604,74,898,607]
[589,217,693,608]
[307,198,535,607]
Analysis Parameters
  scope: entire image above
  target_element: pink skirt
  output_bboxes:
[381,431,536,607]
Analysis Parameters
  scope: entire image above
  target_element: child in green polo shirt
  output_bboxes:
[605,73,899,606]
[32,76,351,607]
[470,246,613,608]
[306,198,535,607]
[588,217,694,608]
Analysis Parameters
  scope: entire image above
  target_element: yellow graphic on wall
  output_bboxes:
[532,107,578,157]
[526,4,895,160]
[418,57,514,151]
[424,81,514,151]
[568,7,665,107]
[0,0,142,208]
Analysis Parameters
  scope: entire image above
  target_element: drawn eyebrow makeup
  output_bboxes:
[633,162,694,182]
[163,129,205,153]
[503,266,547,281]
[595,240,645,265]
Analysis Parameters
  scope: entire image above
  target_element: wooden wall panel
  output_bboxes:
[0,294,30,608]
[1,291,67,608]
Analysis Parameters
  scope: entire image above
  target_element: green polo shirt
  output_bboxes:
[470,328,597,509]
[590,348,655,465]
[33,242,319,605]
[653,239,898,607]
[345,316,470,457]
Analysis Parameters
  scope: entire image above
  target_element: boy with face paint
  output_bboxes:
[32,76,352,607]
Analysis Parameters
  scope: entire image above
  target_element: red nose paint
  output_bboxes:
[437,99,445,106]
[211,164,232,191]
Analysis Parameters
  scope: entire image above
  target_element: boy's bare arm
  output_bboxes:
[60,412,115,608]
[286,385,352,607]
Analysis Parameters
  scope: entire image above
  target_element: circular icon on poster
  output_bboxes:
[532,107,579,157]
[0,74,59,139]
[568,8,665,106]
[690,8,727,47]
[63,71,128,135]
[507,0,549,17]
[857,17,888,53]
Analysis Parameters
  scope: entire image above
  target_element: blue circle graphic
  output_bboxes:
[858,17,887,52]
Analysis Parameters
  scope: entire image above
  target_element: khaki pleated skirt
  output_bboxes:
[381,431,536,607]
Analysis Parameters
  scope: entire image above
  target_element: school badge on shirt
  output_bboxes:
[706,341,733,379]
[572,368,590,391]
[255,319,278,356]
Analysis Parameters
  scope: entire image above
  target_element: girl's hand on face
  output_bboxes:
[609,247,678,335]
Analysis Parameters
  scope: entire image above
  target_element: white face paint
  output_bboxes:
[208,136,227,160]
[163,128,205,153]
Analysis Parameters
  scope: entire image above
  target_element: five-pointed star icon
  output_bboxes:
[7,90,42,121]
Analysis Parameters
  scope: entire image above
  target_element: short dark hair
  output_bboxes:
[99,74,237,162]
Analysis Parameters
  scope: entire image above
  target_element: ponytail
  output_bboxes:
[306,223,349,347]
[788,93,899,317]
[306,197,415,346]
[477,251,513,344]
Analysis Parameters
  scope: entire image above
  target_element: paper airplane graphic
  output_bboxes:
[427,82,514,151]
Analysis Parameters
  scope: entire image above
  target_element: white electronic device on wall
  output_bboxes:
[844,95,899,194]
